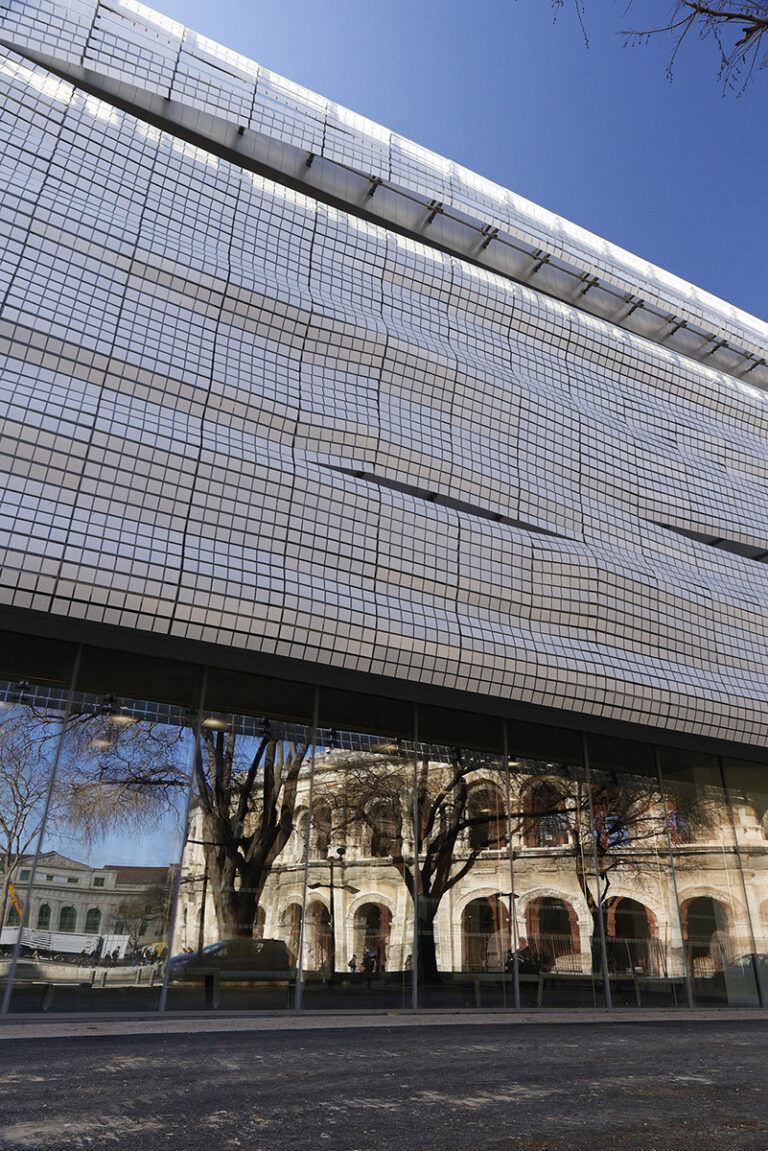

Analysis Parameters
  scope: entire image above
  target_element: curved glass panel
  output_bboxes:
[659,748,760,1007]
[300,727,415,1010]
[587,736,689,1008]
[168,702,313,1012]
[0,678,73,1011]
[9,690,194,1013]
[720,757,768,1007]
[507,724,603,1007]
[413,731,508,1009]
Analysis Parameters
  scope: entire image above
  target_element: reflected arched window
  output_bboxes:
[667,804,694,845]
[467,786,506,851]
[59,906,76,932]
[368,799,400,857]
[279,903,302,965]
[682,896,731,974]
[304,900,331,972]
[525,896,578,970]
[667,794,708,844]
[462,896,510,972]
[606,897,656,975]
[6,904,20,927]
[592,788,629,848]
[293,810,308,860]
[524,781,569,848]
[85,908,101,933]
[37,904,51,929]
[311,802,332,857]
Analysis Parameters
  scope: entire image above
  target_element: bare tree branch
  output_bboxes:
[552,1,768,91]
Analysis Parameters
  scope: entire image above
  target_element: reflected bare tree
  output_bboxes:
[511,763,709,938]
[44,709,310,943]
[0,709,65,928]
[336,749,506,982]
[115,883,171,956]
[193,728,309,939]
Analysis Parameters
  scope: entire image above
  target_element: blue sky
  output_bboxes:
[155,0,767,322]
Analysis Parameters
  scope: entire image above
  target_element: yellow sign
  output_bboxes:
[8,883,23,918]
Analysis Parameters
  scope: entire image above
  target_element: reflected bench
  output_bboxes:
[179,966,293,1009]
[471,973,539,1007]
[536,971,687,1007]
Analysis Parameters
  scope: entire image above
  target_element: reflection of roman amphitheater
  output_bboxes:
[176,753,768,983]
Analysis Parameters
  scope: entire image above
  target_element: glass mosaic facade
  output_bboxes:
[1,0,767,1014]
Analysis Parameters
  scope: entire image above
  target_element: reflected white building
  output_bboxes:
[2,852,171,952]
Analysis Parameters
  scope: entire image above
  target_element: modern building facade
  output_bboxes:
[1,0,767,1015]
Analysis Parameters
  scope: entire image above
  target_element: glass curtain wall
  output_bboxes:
[166,695,316,1013]
[413,710,507,1009]
[507,723,605,1007]
[9,689,195,1013]
[3,654,768,1014]
[720,757,768,1006]
[0,674,76,1011]
[658,748,760,1007]
[587,737,689,1008]
[299,725,415,1011]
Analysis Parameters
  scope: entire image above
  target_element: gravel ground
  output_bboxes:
[0,1018,767,1150]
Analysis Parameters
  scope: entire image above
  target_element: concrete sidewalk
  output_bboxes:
[1,1006,766,1039]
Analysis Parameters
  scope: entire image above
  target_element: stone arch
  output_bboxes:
[679,893,733,975]
[605,895,658,940]
[604,896,658,975]
[461,894,510,972]
[352,902,393,973]
[346,890,397,970]
[347,890,396,922]
[519,889,585,971]
[517,887,591,933]
[678,883,747,928]
[304,898,331,971]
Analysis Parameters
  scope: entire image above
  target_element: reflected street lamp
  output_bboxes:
[308,845,359,980]
[499,891,520,972]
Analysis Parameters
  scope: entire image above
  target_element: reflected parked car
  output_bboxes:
[167,938,292,982]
